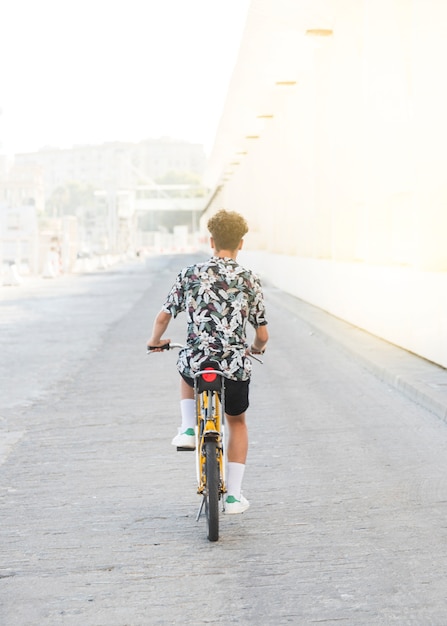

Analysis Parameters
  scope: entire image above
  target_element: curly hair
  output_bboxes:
[207,209,249,251]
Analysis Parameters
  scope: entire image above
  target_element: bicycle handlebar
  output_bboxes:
[147,342,183,352]
[147,342,263,363]
[248,352,264,364]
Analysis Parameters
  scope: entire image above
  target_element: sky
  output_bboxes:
[0,0,251,156]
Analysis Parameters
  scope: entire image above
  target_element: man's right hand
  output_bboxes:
[147,338,171,352]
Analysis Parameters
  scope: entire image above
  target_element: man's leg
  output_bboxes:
[226,412,248,464]
[181,377,194,400]
[171,377,195,448]
[225,412,250,513]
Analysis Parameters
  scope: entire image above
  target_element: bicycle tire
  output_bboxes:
[205,439,219,542]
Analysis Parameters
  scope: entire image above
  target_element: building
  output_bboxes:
[6,138,207,263]
[0,162,44,212]
[204,0,447,369]
[0,162,44,274]
[14,138,206,199]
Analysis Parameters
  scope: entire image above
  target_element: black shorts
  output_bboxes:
[181,373,250,416]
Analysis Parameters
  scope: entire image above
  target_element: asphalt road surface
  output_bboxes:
[1,255,447,625]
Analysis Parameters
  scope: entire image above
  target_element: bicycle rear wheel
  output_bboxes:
[204,440,219,542]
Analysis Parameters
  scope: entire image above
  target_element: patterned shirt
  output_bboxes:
[162,256,268,381]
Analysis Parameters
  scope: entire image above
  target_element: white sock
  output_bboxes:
[180,399,196,432]
[226,462,245,500]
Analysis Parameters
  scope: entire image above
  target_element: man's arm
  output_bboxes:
[147,310,172,349]
[251,324,269,354]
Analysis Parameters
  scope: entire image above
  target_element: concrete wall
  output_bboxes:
[204,0,447,369]
[240,250,447,370]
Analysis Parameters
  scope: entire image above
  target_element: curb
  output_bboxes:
[266,285,447,425]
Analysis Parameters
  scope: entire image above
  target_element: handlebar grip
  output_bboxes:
[147,343,171,351]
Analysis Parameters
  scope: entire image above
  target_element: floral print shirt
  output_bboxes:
[162,256,268,381]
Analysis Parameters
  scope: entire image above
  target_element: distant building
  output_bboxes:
[0,162,44,212]
[0,139,207,272]
[0,204,39,274]
[14,138,207,199]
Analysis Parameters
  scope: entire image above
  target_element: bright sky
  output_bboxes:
[0,0,251,156]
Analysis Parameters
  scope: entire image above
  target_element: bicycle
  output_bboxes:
[148,342,262,542]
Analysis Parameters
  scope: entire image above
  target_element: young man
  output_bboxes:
[148,209,268,514]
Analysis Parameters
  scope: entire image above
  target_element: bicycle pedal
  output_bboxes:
[176,446,195,452]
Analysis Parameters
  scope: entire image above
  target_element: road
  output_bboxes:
[1,255,447,625]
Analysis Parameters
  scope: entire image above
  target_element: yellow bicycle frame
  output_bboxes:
[195,387,226,499]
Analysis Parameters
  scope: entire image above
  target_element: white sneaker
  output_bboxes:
[224,494,250,514]
[171,428,196,449]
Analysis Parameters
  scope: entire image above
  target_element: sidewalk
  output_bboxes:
[266,285,447,425]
